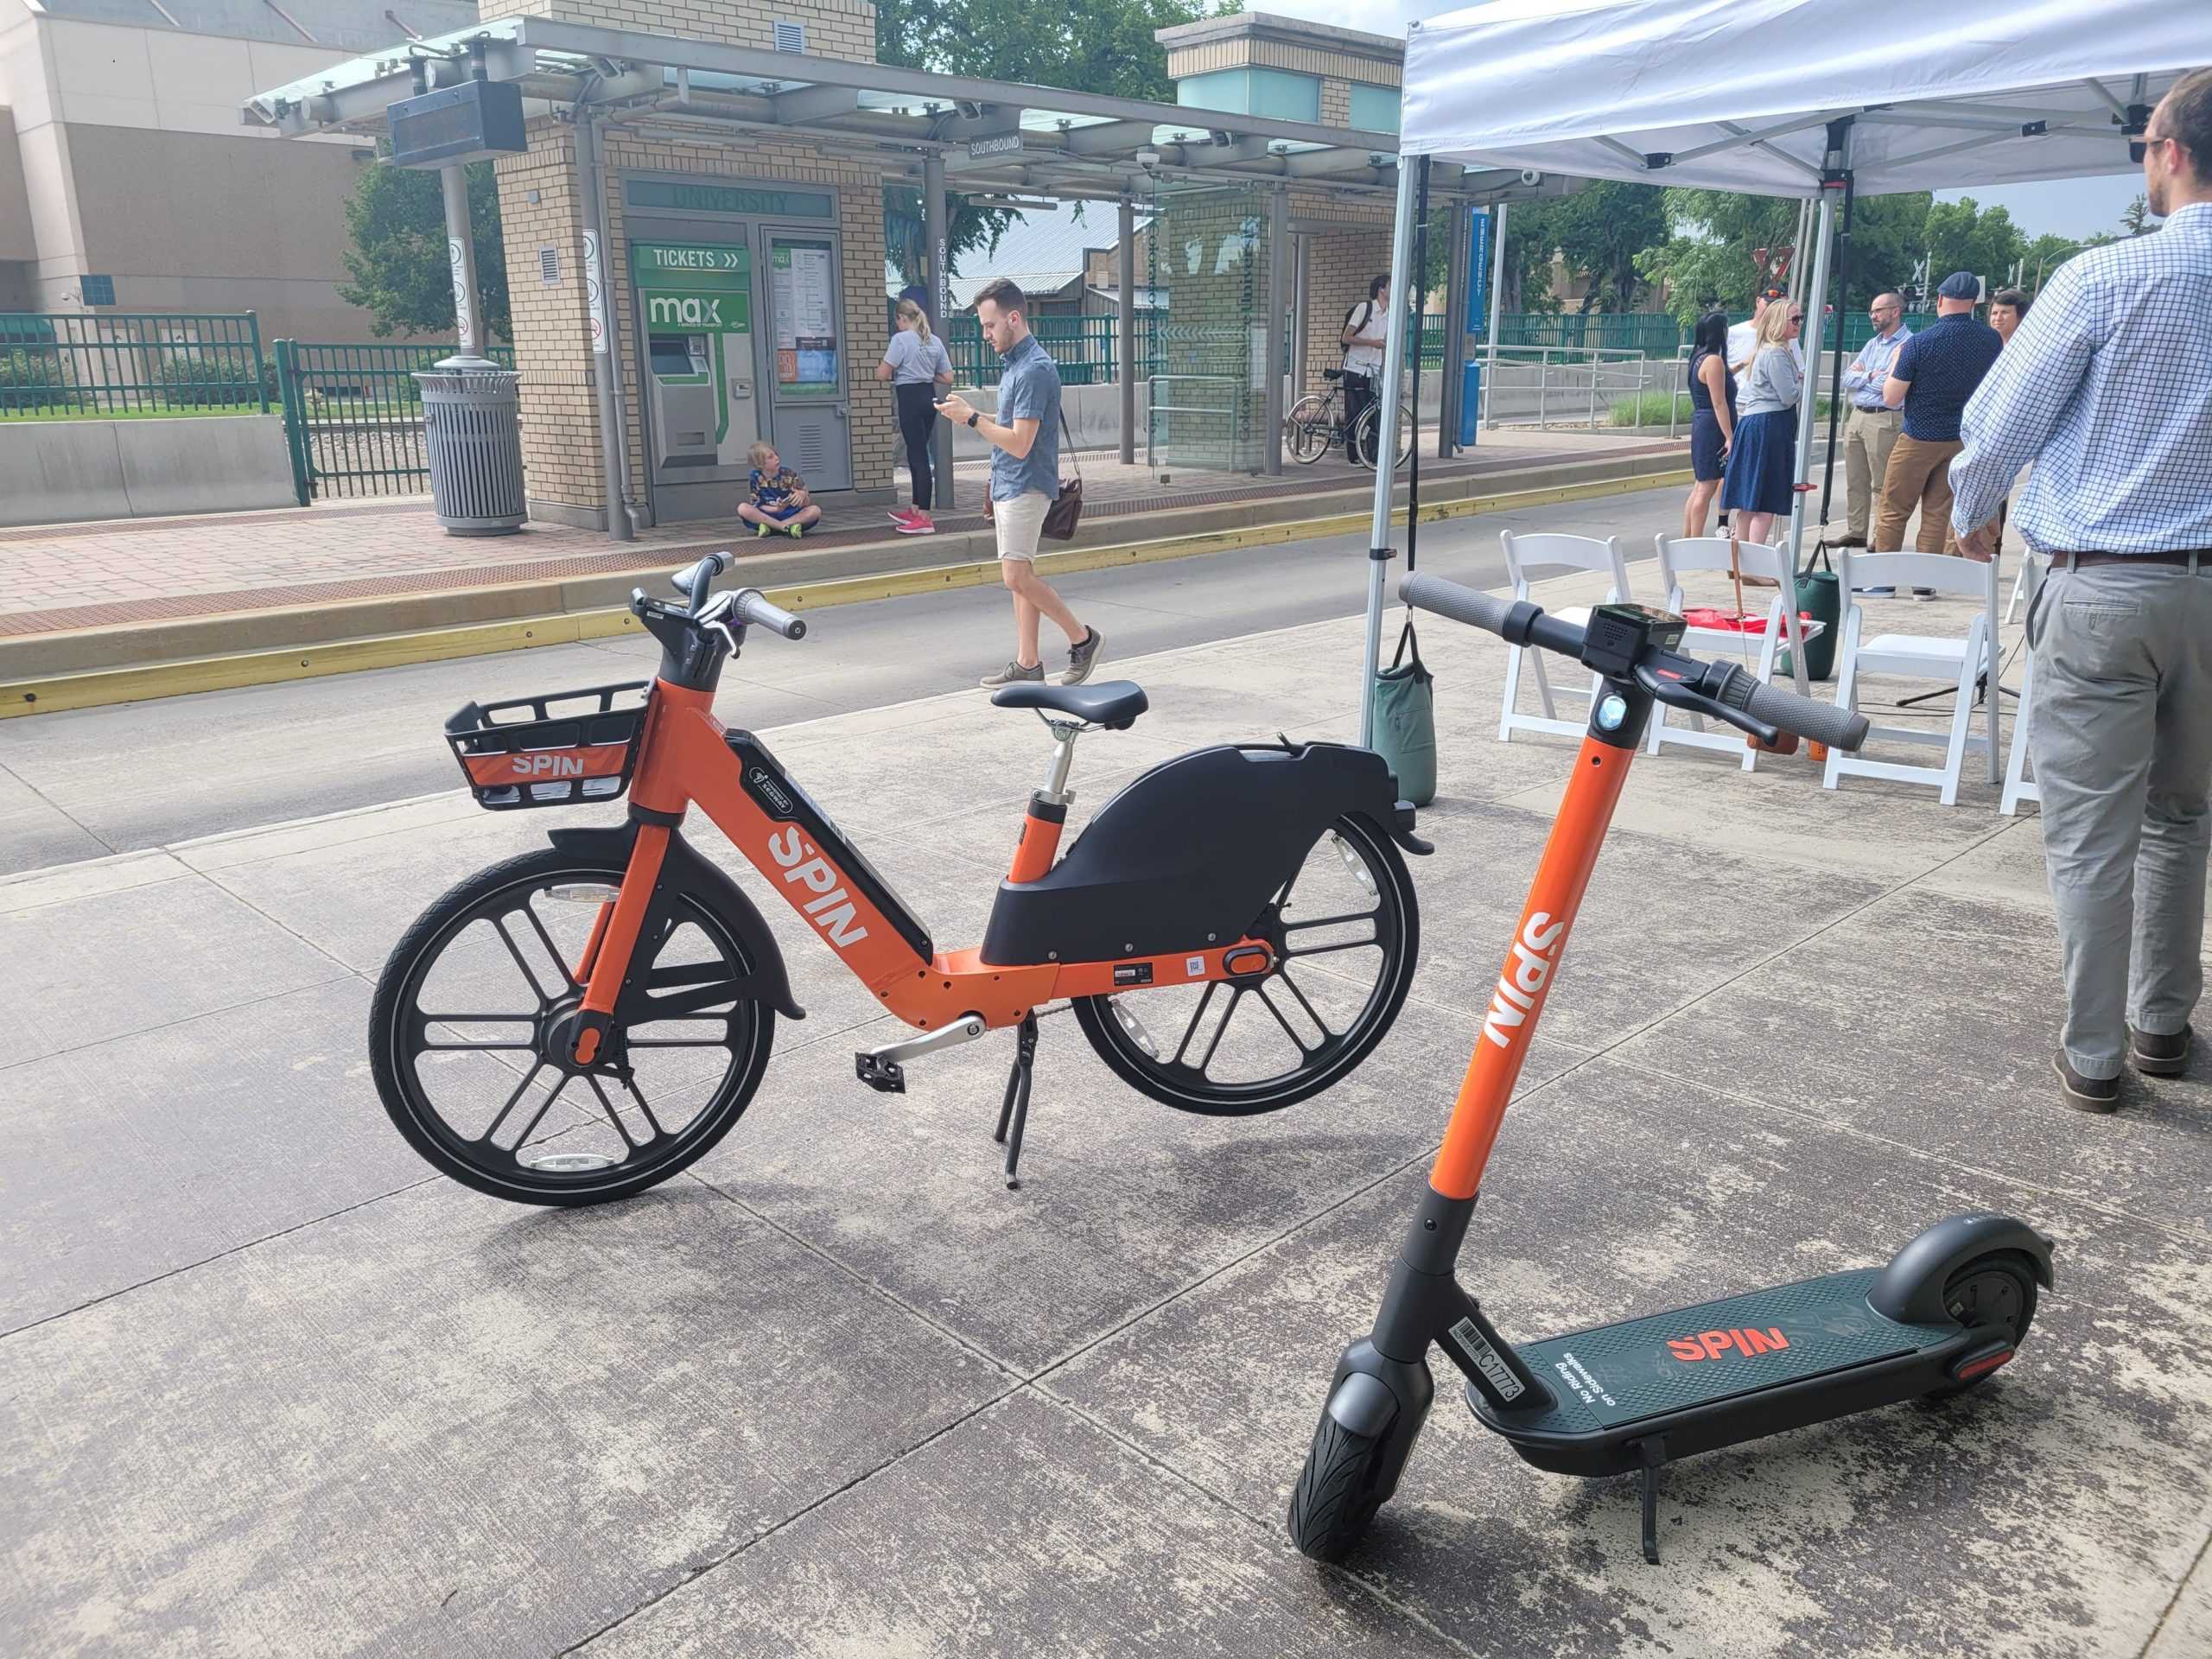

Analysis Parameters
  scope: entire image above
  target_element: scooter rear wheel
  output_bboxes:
[1926,1250,2040,1399]
[1071,812,1418,1116]
[1287,1413,1391,1562]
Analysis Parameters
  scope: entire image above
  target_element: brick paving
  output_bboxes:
[0,435,1682,639]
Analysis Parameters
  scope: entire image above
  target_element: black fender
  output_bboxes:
[1867,1211,2054,1325]
[978,741,1408,967]
[549,823,804,1020]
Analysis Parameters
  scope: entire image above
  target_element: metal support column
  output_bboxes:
[573,105,634,541]
[1264,182,1288,475]
[439,166,483,361]
[925,153,954,510]
[1290,231,1310,410]
[1483,201,1507,428]
[1359,158,1422,748]
[1118,194,1137,467]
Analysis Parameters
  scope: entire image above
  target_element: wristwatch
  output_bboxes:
[966,411,982,429]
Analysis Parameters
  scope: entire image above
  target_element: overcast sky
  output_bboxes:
[1287,0,2146,239]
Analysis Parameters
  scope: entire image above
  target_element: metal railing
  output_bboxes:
[945,313,1165,386]
[0,311,269,417]
[274,340,517,502]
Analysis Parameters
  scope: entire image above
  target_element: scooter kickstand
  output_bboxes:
[1636,1438,1667,1566]
[993,1013,1039,1189]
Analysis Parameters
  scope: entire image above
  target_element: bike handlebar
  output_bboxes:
[671,552,729,613]
[1399,572,1870,753]
[729,587,806,641]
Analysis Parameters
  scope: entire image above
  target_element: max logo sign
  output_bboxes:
[647,295,724,328]
[1481,911,1565,1048]
[767,826,869,949]
[1667,1327,1791,1363]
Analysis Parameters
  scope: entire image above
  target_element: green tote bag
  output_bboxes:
[1369,618,1437,808]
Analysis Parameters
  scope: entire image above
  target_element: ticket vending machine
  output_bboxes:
[632,240,760,520]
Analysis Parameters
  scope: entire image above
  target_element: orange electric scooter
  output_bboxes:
[368,554,1430,1205]
[1287,573,2052,1566]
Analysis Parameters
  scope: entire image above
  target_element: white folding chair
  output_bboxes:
[1496,531,1632,742]
[1823,550,2001,806]
[2000,556,2044,816]
[2004,549,2043,626]
[1646,536,1821,772]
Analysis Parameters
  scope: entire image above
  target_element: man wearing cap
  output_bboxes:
[1949,66,2212,1113]
[1874,271,2002,558]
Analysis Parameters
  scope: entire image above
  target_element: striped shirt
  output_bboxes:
[1951,202,2212,552]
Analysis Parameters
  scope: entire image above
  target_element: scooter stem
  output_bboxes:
[1429,717,1637,1201]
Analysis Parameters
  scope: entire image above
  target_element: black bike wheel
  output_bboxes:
[1286,395,1332,464]
[1072,812,1418,1116]
[1353,399,1414,471]
[1926,1251,2040,1399]
[1287,1413,1391,1562]
[368,848,775,1207]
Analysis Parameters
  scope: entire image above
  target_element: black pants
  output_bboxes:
[895,382,937,511]
[1343,371,1376,465]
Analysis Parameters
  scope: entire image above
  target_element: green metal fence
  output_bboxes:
[0,311,269,417]
[274,340,516,503]
[946,313,1165,386]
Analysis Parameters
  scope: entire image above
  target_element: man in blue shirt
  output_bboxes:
[936,277,1103,690]
[1836,291,1910,547]
[1949,68,2212,1112]
[1874,271,2001,556]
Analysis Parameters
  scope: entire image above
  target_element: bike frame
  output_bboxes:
[567,677,1279,1059]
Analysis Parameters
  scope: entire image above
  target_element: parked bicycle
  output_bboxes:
[1284,368,1415,470]
[368,553,1432,1205]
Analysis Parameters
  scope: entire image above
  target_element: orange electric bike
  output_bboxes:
[1287,574,2052,1565]
[368,553,1431,1205]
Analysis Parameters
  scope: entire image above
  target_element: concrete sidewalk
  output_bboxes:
[3,567,2207,1657]
[0,430,1689,689]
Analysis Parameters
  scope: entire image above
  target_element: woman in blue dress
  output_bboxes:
[1719,299,1804,549]
[1681,310,1736,538]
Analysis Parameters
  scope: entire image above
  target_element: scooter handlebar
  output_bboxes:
[1400,573,1516,638]
[1714,663,1870,753]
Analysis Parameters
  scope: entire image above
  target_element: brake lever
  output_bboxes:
[1636,664,1783,749]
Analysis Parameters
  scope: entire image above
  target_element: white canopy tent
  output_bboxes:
[1359,0,2198,740]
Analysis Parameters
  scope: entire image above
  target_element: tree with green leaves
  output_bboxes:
[1505,181,1669,314]
[338,156,509,342]
[2120,193,2159,236]
[874,0,1219,103]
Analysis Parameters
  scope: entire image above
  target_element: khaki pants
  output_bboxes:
[2030,560,2212,1078]
[1841,406,1902,542]
[1873,434,1964,555]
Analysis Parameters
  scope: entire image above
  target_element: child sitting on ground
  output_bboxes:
[738,442,823,539]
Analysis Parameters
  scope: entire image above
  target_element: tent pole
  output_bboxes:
[1782,183,1834,696]
[1360,157,1423,750]
[1816,122,1858,533]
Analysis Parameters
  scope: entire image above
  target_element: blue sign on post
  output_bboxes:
[1459,210,1494,448]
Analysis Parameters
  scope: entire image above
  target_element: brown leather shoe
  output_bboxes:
[2128,1024,2192,1077]
[2054,1053,2120,1114]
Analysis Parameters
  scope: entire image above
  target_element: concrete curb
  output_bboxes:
[0,456,1691,719]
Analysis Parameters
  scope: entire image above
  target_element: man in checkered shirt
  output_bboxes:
[1950,67,2212,1114]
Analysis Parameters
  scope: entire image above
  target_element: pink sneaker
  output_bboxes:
[887,507,918,527]
[895,511,936,535]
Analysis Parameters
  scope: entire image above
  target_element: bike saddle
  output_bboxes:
[1322,368,1344,381]
[990,679,1148,729]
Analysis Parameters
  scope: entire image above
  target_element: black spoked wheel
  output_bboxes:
[1927,1251,2041,1399]
[1072,813,1418,1116]
[368,848,775,1207]
[1287,1413,1392,1563]
[1286,394,1333,465]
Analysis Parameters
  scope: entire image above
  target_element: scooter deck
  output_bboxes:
[1471,1268,1957,1455]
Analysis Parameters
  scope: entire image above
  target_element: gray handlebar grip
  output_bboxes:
[1399,573,1516,638]
[671,552,731,610]
[733,588,806,640]
[1720,668,1872,752]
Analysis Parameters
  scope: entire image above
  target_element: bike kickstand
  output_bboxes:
[1635,1437,1668,1567]
[992,1012,1039,1189]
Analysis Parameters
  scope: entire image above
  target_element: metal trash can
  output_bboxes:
[415,355,526,535]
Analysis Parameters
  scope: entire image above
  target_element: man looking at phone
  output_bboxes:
[936,278,1104,689]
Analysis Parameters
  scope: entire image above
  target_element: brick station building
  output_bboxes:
[245,7,1554,533]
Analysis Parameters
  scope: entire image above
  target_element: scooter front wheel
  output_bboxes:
[1287,1412,1391,1562]
[1071,813,1418,1116]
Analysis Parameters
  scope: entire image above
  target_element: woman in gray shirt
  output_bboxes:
[1719,300,1804,549]
[878,297,955,533]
